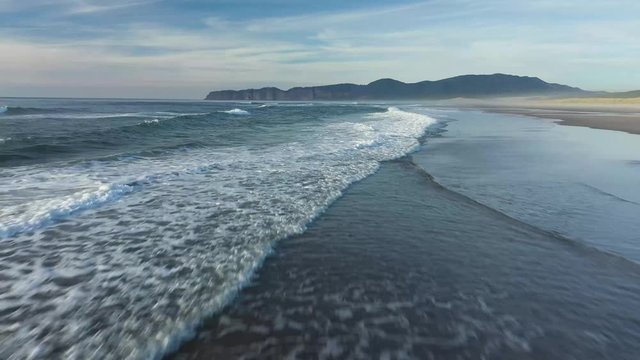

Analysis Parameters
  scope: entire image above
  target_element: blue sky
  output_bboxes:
[1,0,638,98]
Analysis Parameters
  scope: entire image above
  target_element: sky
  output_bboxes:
[0,0,639,99]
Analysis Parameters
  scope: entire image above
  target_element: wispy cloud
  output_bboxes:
[66,0,159,14]
[1,0,639,98]
[0,0,156,14]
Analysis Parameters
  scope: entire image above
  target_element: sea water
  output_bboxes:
[2,99,640,359]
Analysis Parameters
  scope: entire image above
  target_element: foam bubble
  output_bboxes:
[0,182,136,238]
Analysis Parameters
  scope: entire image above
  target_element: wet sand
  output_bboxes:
[441,98,640,135]
[492,106,640,135]
[167,107,640,360]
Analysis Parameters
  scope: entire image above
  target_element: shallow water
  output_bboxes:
[413,108,640,262]
[171,107,640,359]
[0,99,434,359]
[170,159,640,360]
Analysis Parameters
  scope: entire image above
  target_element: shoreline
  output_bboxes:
[168,157,640,359]
[453,99,640,135]
[490,107,640,135]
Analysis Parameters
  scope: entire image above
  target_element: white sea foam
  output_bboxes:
[222,108,250,115]
[0,106,436,360]
[142,118,160,124]
[258,103,279,108]
[0,182,136,238]
[0,105,7,113]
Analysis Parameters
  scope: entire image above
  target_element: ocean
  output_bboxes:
[1,99,639,359]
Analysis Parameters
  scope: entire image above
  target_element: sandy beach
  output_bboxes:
[445,97,640,135]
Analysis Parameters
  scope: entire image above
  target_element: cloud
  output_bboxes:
[66,0,159,14]
[1,0,639,98]
[0,0,156,14]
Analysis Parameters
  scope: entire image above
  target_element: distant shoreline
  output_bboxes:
[459,98,640,135]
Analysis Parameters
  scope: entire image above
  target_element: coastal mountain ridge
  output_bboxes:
[205,74,588,101]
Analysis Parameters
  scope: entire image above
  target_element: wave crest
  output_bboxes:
[221,108,250,115]
[0,183,136,238]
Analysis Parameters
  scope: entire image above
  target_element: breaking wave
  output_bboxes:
[0,183,137,238]
[0,106,436,360]
[221,108,250,115]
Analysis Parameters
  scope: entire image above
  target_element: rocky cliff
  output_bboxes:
[205,74,584,100]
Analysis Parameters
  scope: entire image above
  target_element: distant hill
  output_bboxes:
[205,74,586,101]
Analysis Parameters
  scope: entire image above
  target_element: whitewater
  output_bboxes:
[4,99,640,360]
[0,100,435,359]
